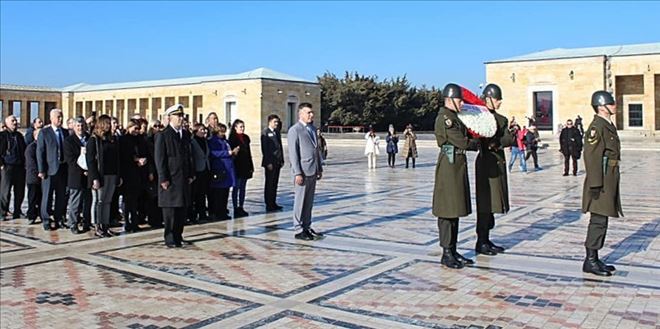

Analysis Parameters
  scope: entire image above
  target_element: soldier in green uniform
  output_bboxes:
[581,90,623,277]
[433,83,479,269]
[475,84,515,256]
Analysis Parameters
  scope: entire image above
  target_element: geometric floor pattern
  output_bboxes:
[1,140,659,328]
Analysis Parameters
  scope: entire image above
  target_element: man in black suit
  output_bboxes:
[0,115,27,220]
[37,109,69,230]
[155,104,195,247]
[261,114,285,212]
[63,117,91,234]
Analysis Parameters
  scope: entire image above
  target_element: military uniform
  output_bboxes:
[582,115,623,250]
[475,111,514,252]
[433,107,478,256]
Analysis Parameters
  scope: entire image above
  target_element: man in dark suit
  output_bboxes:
[0,115,27,220]
[155,104,195,248]
[261,114,284,212]
[560,119,583,176]
[63,117,91,234]
[37,109,69,230]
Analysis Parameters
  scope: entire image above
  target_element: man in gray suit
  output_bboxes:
[288,103,324,241]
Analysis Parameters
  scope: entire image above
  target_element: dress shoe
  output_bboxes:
[266,206,282,212]
[593,249,616,272]
[487,241,505,253]
[440,248,464,269]
[583,248,612,276]
[174,243,183,248]
[12,212,24,220]
[234,208,248,218]
[43,225,52,231]
[181,239,194,245]
[295,230,315,241]
[309,228,325,239]
[274,205,283,210]
[166,243,177,248]
[70,226,81,235]
[475,243,498,256]
[452,248,474,265]
[573,173,577,176]
[563,173,569,176]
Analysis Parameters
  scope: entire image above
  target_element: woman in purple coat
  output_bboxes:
[208,123,238,221]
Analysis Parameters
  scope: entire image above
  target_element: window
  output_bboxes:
[288,102,297,128]
[532,91,553,130]
[628,104,643,127]
[12,101,22,122]
[225,101,237,126]
[29,101,40,122]
[0,100,3,116]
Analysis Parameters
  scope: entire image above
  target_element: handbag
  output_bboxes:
[77,147,88,170]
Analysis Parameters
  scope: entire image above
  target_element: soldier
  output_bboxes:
[433,83,479,269]
[581,91,622,276]
[474,84,515,256]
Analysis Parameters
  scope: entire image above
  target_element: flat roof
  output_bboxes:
[0,84,61,92]
[486,42,660,64]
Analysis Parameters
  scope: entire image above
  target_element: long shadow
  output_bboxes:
[322,207,432,235]
[602,217,660,263]
[459,209,583,249]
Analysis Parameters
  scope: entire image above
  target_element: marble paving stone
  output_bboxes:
[0,258,260,328]
[96,233,391,298]
[0,238,33,253]
[238,310,373,329]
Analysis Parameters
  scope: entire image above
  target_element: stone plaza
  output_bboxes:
[1,139,658,329]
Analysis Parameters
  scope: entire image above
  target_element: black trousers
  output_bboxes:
[564,154,578,175]
[387,153,396,167]
[27,183,42,220]
[405,150,415,168]
[192,170,209,218]
[585,213,608,250]
[162,207,185,245]
[41,165,68,225]
[123,189,140,230]
[476,212,495,244]
[209,188,229,217]
[264,165,281,208]
[0,164,26,215]
[437,217,459,248]
[146,195,162,227]
[525,149,539,168]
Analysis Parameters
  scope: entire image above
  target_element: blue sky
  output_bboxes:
[2,1,659,91]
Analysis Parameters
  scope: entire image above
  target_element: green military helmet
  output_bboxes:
[442,83,463,100]
[481,83,502,100]
[591,90,615,107]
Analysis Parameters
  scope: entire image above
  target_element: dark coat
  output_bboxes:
[36,126,69,176]
[261,127,284,168]
[25,142,40,185]
[0,130,27,167]
[432,107,478,218]
[119,134,151,191]
[475,111,514,214]
[85,135,121,188]
[386,134,399,154]
[63,134,89,190]
[154,126,194,208]
[560,127,583,158]
[582,115,623,218]
[228,133,254,179]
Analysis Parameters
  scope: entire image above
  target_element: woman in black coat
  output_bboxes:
[227,119,254,218]
[86,115,121,238]
[119,119,150,232]
[24,128,42,224]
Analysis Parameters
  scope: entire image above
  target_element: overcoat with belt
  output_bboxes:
[155,126,194,208]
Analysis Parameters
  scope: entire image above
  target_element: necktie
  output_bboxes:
[56,129,64,162]
[306,126,316,145]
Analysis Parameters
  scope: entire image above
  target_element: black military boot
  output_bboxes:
[594,250,616,272]
[487,240,505,253]
[475,242,497,256]
[441,248,464,269]
[452,247,474,265]
[583,248,612,276]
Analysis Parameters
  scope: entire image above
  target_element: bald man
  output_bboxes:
[0,115,27,220]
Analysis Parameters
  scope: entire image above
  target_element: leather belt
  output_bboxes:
[455,149,466,155]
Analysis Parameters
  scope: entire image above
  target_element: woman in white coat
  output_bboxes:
[364,128,380,169]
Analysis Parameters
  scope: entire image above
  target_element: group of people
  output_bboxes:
[506,118,542,173]
[364,123,418,169]
[432,82,622,277]
[0,104,295,247]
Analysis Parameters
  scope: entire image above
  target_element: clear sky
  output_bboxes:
[2,1,659,91]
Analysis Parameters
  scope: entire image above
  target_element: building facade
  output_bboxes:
[1,68,320,137]
[485,43,660,135]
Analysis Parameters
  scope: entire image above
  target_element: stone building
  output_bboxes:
[1,67,320,137]
[485,43,660,135]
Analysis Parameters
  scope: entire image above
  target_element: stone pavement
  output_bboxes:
[1,141,659,329]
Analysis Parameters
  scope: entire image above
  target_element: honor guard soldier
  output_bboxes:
[581,91,623,276]
[433,83,479,269]
[475,84,515,256]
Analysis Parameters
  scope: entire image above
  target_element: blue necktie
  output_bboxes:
[306,126,316,145]
[56,129,63,161]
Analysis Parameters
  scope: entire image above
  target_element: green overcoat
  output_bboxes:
[475,111,514,214]
[582,115,623,217]
[432,107,476,218]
